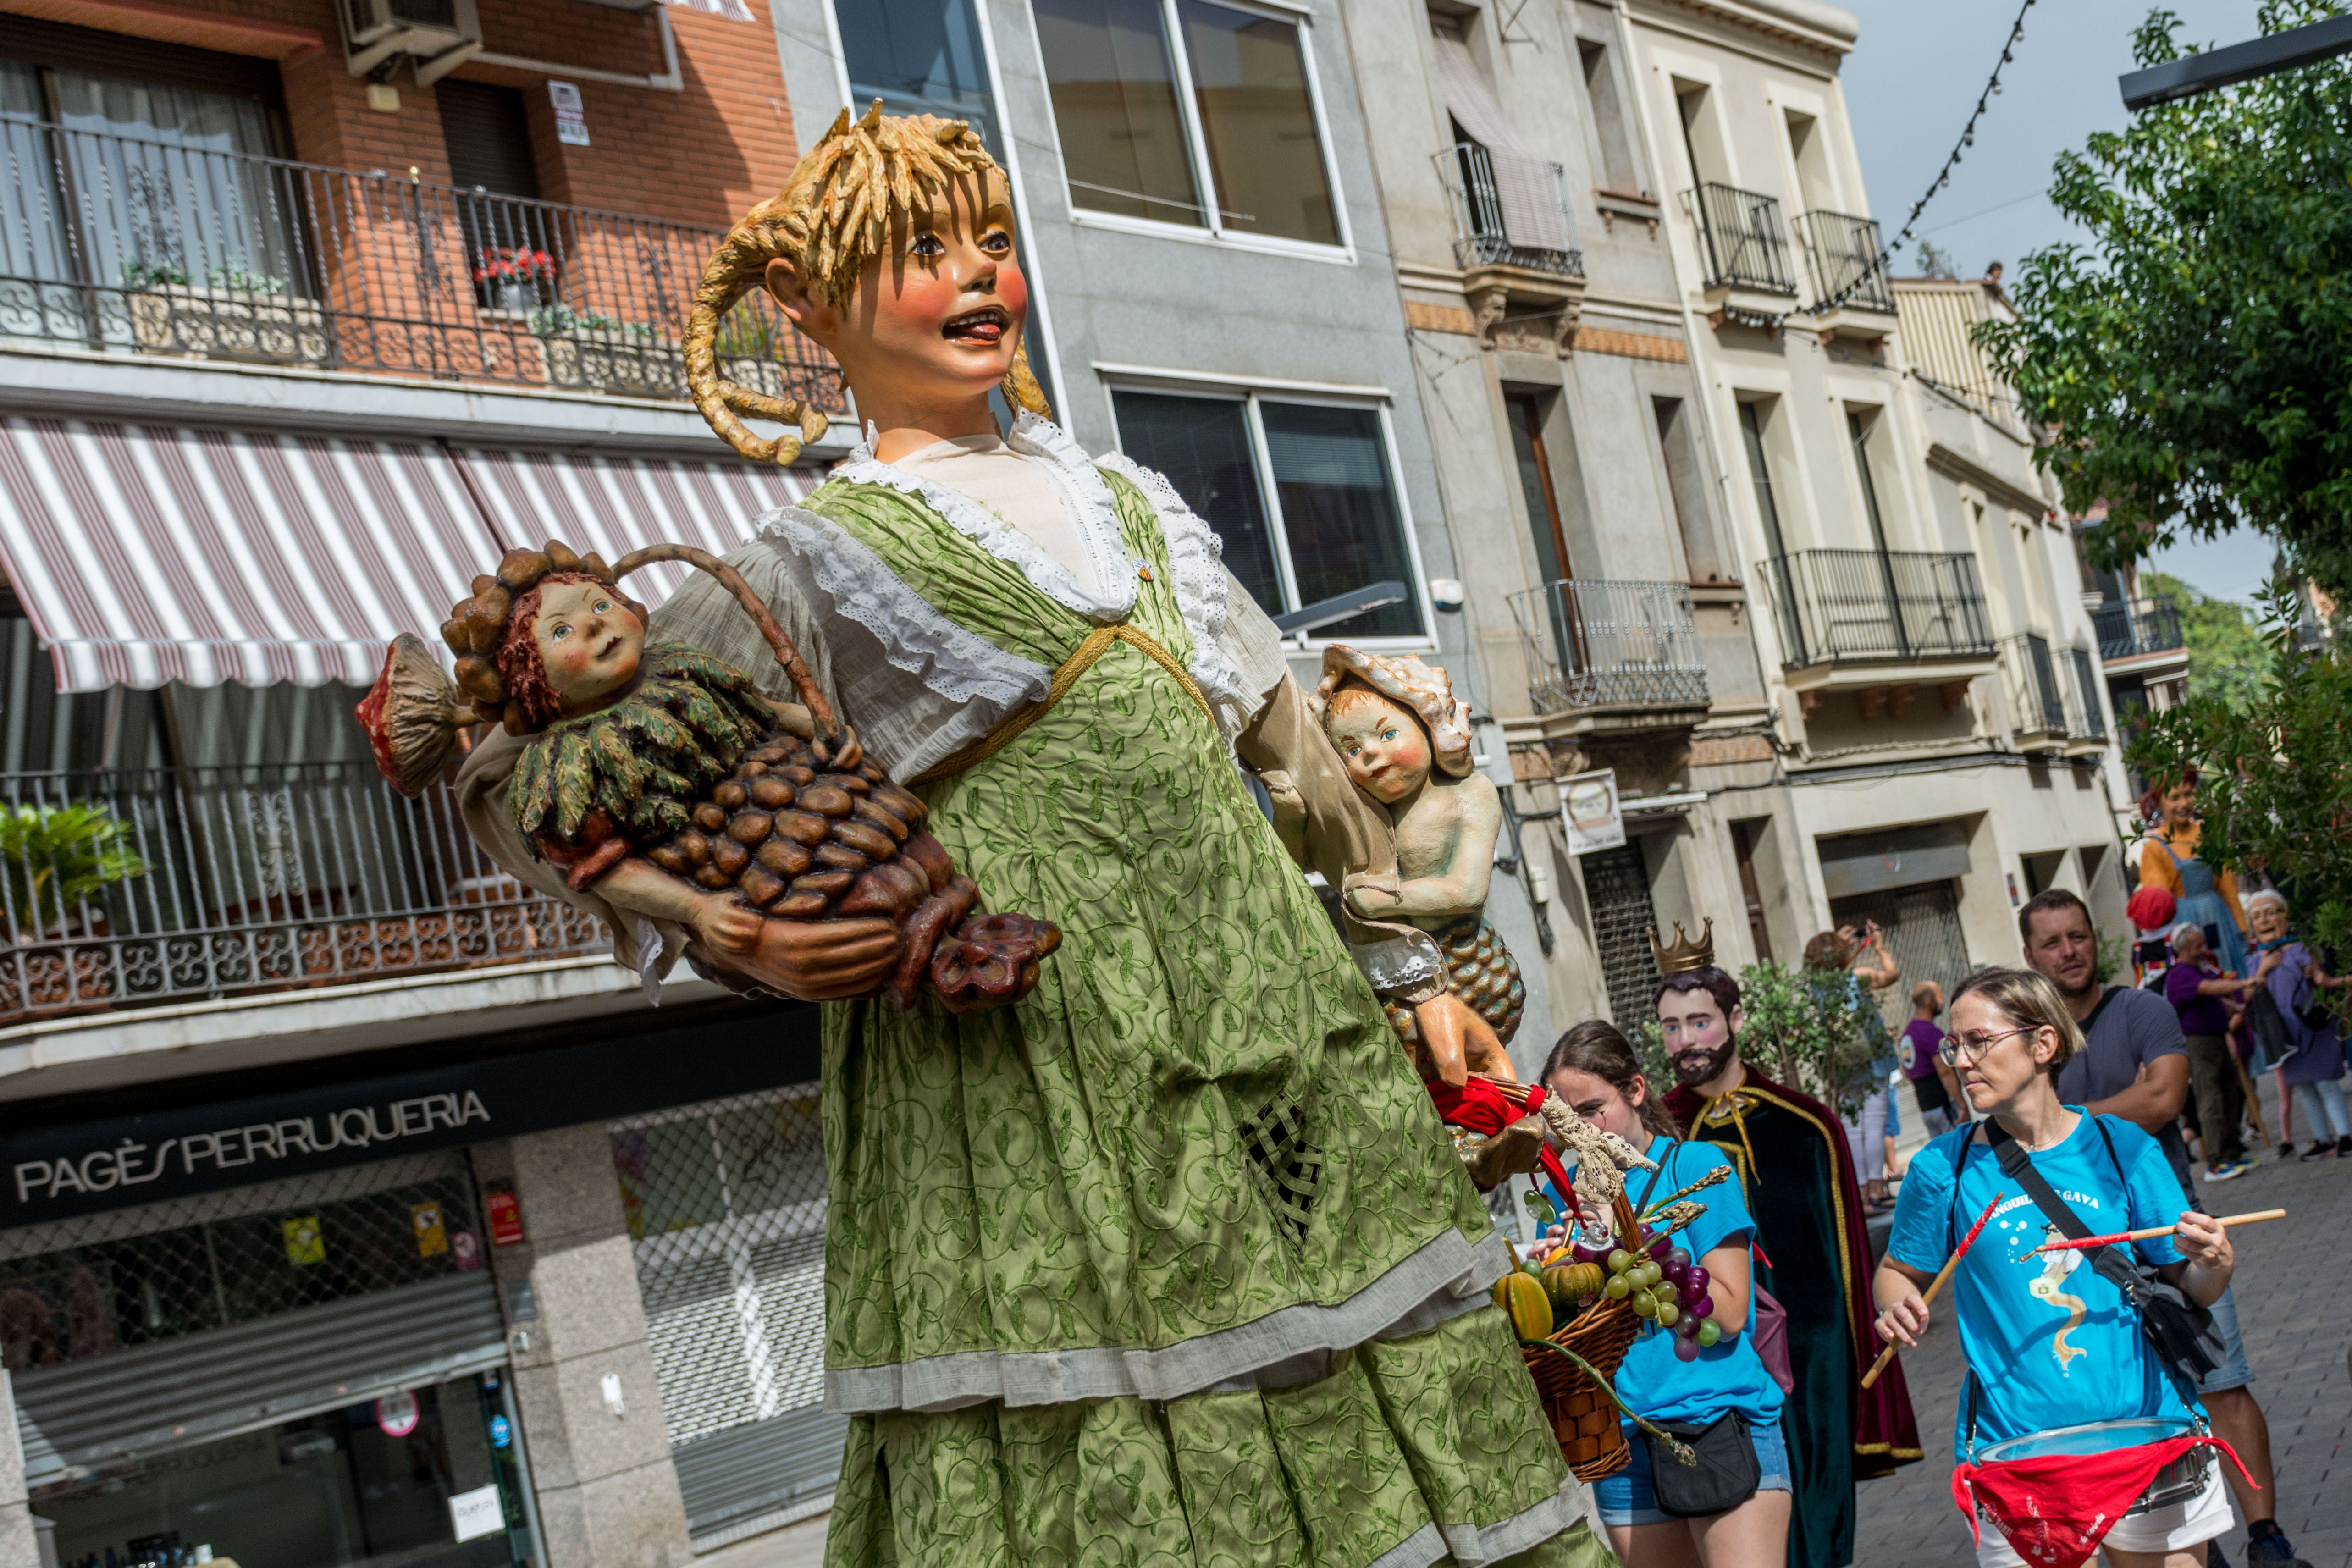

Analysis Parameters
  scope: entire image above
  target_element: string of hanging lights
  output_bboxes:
[1811,0,2037,315]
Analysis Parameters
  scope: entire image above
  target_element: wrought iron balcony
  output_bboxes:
[1756,549,1994,670]
[0,113,839,405]
[1795,209,1894,314]
[1438,142,1583,278]
[2065,646,2108,742]
[2092,596,2185,661]
[1682,182,1797,296]
[2002,632,2067,740]
[1505,578,1709,717]
[0,762,605,1025]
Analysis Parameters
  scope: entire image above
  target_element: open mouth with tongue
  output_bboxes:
[941,305,1009,346]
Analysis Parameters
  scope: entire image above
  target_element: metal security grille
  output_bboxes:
[609,1086,842,1551]
[1581,842,1662,1027]
[1830,880,1973,1030]
[0,1152,484,1374]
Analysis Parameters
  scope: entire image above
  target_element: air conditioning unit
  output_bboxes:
[344,0,482,83]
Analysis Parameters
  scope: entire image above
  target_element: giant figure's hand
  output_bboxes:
[694,902,902,1000]
[1413,991,1513,1087]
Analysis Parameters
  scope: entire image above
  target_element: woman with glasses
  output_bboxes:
[1872,968,2237,1568]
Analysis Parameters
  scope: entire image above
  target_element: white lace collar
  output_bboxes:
[836,411,1137,623]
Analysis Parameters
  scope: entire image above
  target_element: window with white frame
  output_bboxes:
[1113,389,1424,638]
[1033,0,1341,248]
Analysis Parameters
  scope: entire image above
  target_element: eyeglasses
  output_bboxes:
[1938,1025,2040,1065]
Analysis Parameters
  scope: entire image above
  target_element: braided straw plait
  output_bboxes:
[685,102,1048,467]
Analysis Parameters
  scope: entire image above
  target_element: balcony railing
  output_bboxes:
[1757,549,1994,670]
[2002,631,2067,739]
[1506,578,1709,715]
[1682,182,1797,296]
[0,762,605,1024]
[2065,646,2108,742]
[0,114,839,405]
[1794,209,1893,313]
[1437,143,1583,278]
[2092,596,2185,661]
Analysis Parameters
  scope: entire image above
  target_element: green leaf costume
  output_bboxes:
[795,466,1610,1568]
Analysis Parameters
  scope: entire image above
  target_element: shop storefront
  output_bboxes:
[3,1008,825,1568]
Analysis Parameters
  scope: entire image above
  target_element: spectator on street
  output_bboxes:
[2164,923,2259,1182]
[1900,981,1966,1137]
[1809,923,1901,1212]
[2246,888,2352,1159]
[2020,888,2310,1568]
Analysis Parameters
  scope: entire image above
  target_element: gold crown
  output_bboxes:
[1648,918,1716,977]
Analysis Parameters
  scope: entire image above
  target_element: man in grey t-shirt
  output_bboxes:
[2021,888,2308,1568]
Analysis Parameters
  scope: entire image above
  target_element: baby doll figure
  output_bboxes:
[1308,647,1526,1086]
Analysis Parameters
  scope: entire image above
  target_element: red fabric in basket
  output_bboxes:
[1950,1435,2253,1568]
[1424,1079,1577,1215]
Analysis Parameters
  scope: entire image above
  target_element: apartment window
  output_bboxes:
[1509,393,1571,586]
[835,0,1006,157]
[1653,396,1718,580]
[1737,400,1788,559]
[1114,390,1423,638]
[1846,409,1893,554]
[1577,41,1640,195]
[1036,0,1339,246]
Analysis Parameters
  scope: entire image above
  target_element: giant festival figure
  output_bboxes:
[361,104,1618,1567]
[1653,925,1921,1568]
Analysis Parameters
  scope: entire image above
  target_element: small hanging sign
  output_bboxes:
[375,1389,420,1437]
[549,82,590,146]
[487,1187,525,1246]
[282,1215,325,1266]
[1561,769,1625,856]
[412,1200,449,1257]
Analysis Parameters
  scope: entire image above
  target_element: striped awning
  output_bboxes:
[657,0,757,22]
[0,417,816,693]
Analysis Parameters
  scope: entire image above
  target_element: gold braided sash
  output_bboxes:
[910,623,1214,785]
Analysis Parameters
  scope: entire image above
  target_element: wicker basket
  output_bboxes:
[1519,1194,1647,1481]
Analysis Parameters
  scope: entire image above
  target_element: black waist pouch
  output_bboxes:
[1644,1411,1761,1518]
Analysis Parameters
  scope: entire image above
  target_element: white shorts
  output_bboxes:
[1973,1461,2236,1568]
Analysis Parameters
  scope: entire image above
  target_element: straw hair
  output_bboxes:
[686,101,1052,465]
[1949,966,2082,1074]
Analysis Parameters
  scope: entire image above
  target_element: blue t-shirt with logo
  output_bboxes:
[1888,1112,2198,1463]
[1607,1136,1786,1430]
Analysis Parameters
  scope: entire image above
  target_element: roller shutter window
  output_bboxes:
[610,1084,841,1551]
[3,1152,505,1487]
[1580,841,1662,1029]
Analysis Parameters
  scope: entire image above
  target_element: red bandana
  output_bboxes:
[1952,1435,2253,1568]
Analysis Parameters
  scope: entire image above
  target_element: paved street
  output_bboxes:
[1856,1080,2352,1566]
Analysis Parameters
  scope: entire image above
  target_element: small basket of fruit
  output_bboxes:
[1494,1191,1717,1480]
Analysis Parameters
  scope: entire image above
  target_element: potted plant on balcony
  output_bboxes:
[474,246,556,314]
[124,259,331,365]
[0,801,149,1016]
[530,304,682,397]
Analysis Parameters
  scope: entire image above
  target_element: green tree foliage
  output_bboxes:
[2145,571,2272,704]
[1977,4,2352,593]
[0,802,149,937]
[1732,960,1880,1119]
[2131,578,2352,967]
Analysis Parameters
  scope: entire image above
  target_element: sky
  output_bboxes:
[1837,0,2275,604]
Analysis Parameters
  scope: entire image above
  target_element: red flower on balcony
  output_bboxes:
[472,247,556,284]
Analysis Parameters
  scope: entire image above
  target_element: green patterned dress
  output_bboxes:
[794,458,1607,1568]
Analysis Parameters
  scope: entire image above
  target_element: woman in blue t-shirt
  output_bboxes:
[1538,1020,1790,1567]
[1873,967,2237,1568]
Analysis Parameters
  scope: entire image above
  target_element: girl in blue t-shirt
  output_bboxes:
[1874,967,2237,1568]
[1538,1020,1790,1567]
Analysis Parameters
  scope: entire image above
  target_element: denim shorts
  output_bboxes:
[1596,1415,1790,1527]
[2195,1283,2253,1393]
